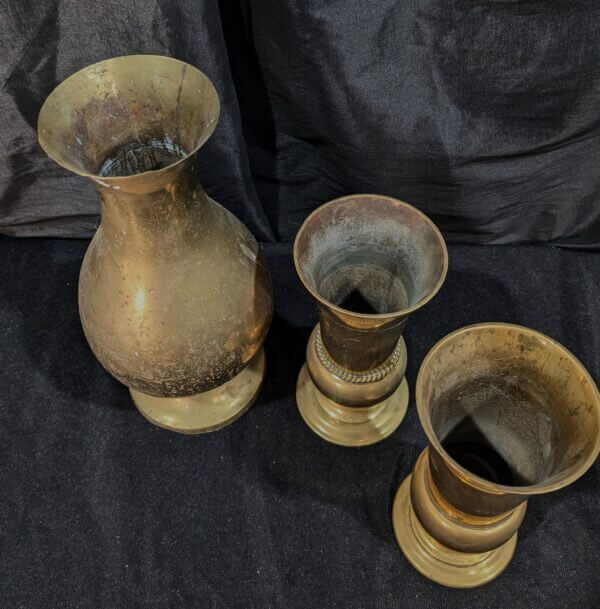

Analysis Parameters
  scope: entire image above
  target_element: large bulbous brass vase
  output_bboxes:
[392,323,600,587]
[294,195,447,447]
[38,55,273,433]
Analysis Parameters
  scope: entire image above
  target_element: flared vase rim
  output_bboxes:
[416,321,600,497]
[293,193,449,321]
[37,54,220,185]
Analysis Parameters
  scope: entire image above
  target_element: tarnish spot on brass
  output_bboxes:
[517,333,539,353]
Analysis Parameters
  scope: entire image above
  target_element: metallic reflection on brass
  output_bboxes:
[131,349,266,433]
[393,323,600,587]
[38,55,273,432]
[293,195,448,446]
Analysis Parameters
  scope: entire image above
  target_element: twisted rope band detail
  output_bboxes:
[314,327,403,384]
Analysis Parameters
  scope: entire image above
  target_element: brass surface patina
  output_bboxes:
[393,323,600,587]
[294,195,448,446]
[38,55,273,433]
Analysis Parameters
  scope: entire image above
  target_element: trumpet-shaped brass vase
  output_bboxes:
[393,323,600,587]
[294,195,448,446]
[38,55,273,433]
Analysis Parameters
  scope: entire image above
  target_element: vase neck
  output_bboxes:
[428,446,526,517]
[410,449,527,555]
[318,305,407,371]
[93,157,208,251]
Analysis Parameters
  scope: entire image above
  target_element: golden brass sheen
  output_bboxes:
[38,55,273,433]
[294,195,448,447]
[393,323,600,587]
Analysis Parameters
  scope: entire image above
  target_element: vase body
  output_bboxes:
[294,195,447,447]
[38,55,273,432]
[393,323,600,587]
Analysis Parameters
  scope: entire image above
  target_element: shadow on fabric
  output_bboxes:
[0,239,131,411]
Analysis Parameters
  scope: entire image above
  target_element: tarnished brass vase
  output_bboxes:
[294,195,448,447]
[38,55,273,433]
[393,323,600,587]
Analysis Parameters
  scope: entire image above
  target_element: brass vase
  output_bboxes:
[38,55,273,433]
[392,323,600,587]
[294,195,448,447]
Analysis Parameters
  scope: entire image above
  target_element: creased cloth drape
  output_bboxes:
[2,0,600,246]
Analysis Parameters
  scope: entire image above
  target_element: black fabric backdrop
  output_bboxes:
[2,1,600,607]
[1,237,599,608]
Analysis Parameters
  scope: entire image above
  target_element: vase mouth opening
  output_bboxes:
[416,323,600,496]
[293,194,448,320]
[38,55,220,184]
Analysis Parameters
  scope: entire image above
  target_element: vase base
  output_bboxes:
[295,364,408,447]
[130,349,266,434]
[392,475,517,588]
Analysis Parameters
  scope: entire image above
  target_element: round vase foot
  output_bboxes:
[392,475,517,588]
[130,349,266,434]
[295,364,408,447]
